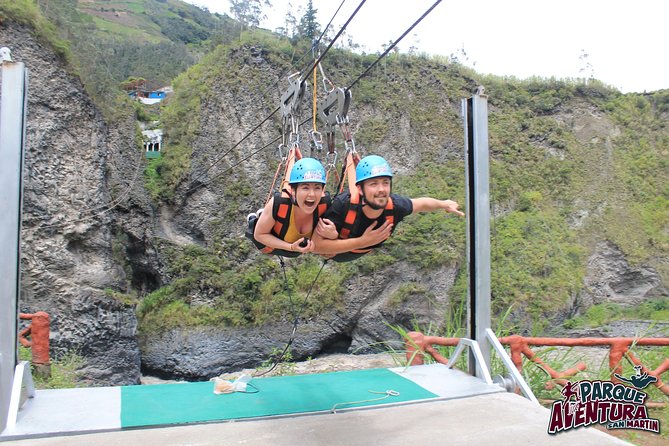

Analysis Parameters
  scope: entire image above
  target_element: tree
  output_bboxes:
[228,0,272,36]
[296,0,320,42]
[579,49,595,80]
[276,2,298,39]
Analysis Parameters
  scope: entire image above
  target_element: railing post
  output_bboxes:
[406,331,426,366]
[18,312,51,378]
[609,340,628,381]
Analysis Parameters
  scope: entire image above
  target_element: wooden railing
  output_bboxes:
[405,331,669,397]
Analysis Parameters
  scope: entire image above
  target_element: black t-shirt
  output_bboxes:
[323,192,413,251]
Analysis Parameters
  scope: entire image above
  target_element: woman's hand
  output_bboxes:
[316,218,339,240]
[289,237,314,253]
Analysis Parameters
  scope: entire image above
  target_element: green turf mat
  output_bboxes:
[121,368,437,428]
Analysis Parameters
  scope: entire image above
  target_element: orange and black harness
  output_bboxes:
[337,192,394,257]
[329,151,395,262]
[255,189,330,258]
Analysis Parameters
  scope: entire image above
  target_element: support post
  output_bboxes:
[0,50,29,433]
[463,88,491,379]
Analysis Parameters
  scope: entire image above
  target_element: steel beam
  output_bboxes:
[0,55,29,433]
[463,88,491,379]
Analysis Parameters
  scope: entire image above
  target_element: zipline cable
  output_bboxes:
[34,1,352,231]
[184,116,313,196]
[184,0,367,195]
[52,0,439,225]
[186,0,350,188]
[189,0,444,197]
[297,0,367,89]
[345,0,442,92]
[185,106,281,195]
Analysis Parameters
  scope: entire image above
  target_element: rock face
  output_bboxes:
[3,21,146,385]
[579,241,666,308]
[140,262,456,380]
[5,24,456,383]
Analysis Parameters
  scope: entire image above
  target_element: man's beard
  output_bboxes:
[363,193,389,210]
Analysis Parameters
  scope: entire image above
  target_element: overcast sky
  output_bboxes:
[185,0,667,93]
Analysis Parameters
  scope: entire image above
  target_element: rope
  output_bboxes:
[187,0,444,198]
[331,389,400,413]
[254,259,329,377]
[41,0,441,227]
[266,157,285,205]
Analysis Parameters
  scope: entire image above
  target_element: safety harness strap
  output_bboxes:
[339,195,395,255]
[258,190,331,257]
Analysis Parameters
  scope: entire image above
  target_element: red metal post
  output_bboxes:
[18,312,51,377]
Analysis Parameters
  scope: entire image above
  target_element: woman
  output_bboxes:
[251,158,337,256]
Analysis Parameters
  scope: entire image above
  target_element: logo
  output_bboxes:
[548,368,660,435]
[370,165,391,176]
[614,365,658,389]
[302,170,324,181]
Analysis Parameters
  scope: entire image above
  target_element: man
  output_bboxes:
[312,155,464,262]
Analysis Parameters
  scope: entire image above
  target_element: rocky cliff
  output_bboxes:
[3,20,149,385]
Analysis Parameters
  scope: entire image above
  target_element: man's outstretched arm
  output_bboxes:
[411,198,464,216]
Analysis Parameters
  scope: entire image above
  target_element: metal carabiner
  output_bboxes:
[309,130,323,152]
[336,115,356,153]
[290,115,300,137]
[320,69,336,94]
[326,151,338,170]
[281,72,305,119]
[289,132,300,149]
[276,143,286,160]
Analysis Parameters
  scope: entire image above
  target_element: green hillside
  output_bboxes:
[73,0,227,44]
[143,29,668,334]
[1,0,238,113]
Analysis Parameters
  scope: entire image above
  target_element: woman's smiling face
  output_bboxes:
[294,183,324,211]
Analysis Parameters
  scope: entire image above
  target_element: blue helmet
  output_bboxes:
[289,158,326,185]
[355,155,393,184]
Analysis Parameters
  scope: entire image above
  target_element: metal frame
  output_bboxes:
[0,53,30,433]
[5,362,35,430]
[462,89,537,403]
[463,88,492,376]
[446,338,493,384]
[485,329,538,403]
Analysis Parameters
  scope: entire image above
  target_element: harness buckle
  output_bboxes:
[276,143,286,160]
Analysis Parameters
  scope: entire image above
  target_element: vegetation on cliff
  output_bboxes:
[5,0,667,337]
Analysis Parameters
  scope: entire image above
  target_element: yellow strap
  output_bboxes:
[312,64,318,131]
